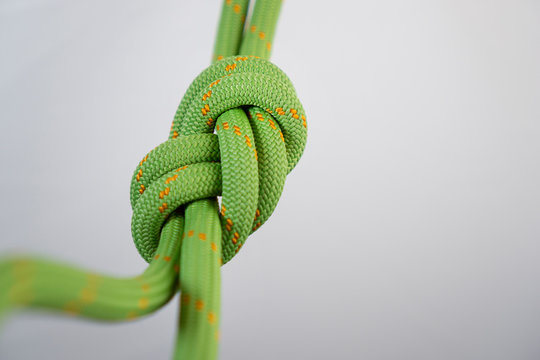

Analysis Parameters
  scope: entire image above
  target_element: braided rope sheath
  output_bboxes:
[132,56,307,264]
[0,1,306,359]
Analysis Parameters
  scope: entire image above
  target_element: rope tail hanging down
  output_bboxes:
[0,1,307,359]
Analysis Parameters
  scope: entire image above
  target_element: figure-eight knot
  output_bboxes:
[129,56,307,264]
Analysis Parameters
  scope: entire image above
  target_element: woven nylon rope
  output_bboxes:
[131,56,307,264]
[0,1,306,359]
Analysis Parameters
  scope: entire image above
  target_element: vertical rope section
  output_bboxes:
[212,0,250,62]
[175,199,222,359]
[239,0,282,59]
[174,1,283,358]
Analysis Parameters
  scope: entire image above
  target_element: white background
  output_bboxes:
[1,0,539,359]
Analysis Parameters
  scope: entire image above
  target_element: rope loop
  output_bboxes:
[130,56,307,264]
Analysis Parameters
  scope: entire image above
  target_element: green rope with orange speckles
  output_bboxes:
[0,1,307,359]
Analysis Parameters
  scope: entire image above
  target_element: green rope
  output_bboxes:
[212,0,250,62]
[0,1,307,359]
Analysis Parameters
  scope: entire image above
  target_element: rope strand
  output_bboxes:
[171,3,291,355]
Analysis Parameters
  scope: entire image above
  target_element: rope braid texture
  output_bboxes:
[0,1,306,359]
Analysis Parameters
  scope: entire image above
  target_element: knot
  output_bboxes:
[130,56,307,264]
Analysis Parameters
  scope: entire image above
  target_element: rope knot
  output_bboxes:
[130,56,307,264]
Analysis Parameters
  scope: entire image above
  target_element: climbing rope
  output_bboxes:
[132,56,306,264]
[0,1,306,359]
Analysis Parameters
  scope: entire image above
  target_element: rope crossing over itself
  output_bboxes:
[131,56,307,264]
[0,1,306,359]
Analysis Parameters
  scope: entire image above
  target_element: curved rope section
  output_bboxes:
[0,212,183,322]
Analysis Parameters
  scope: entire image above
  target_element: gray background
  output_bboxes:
[1,0,539,359]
